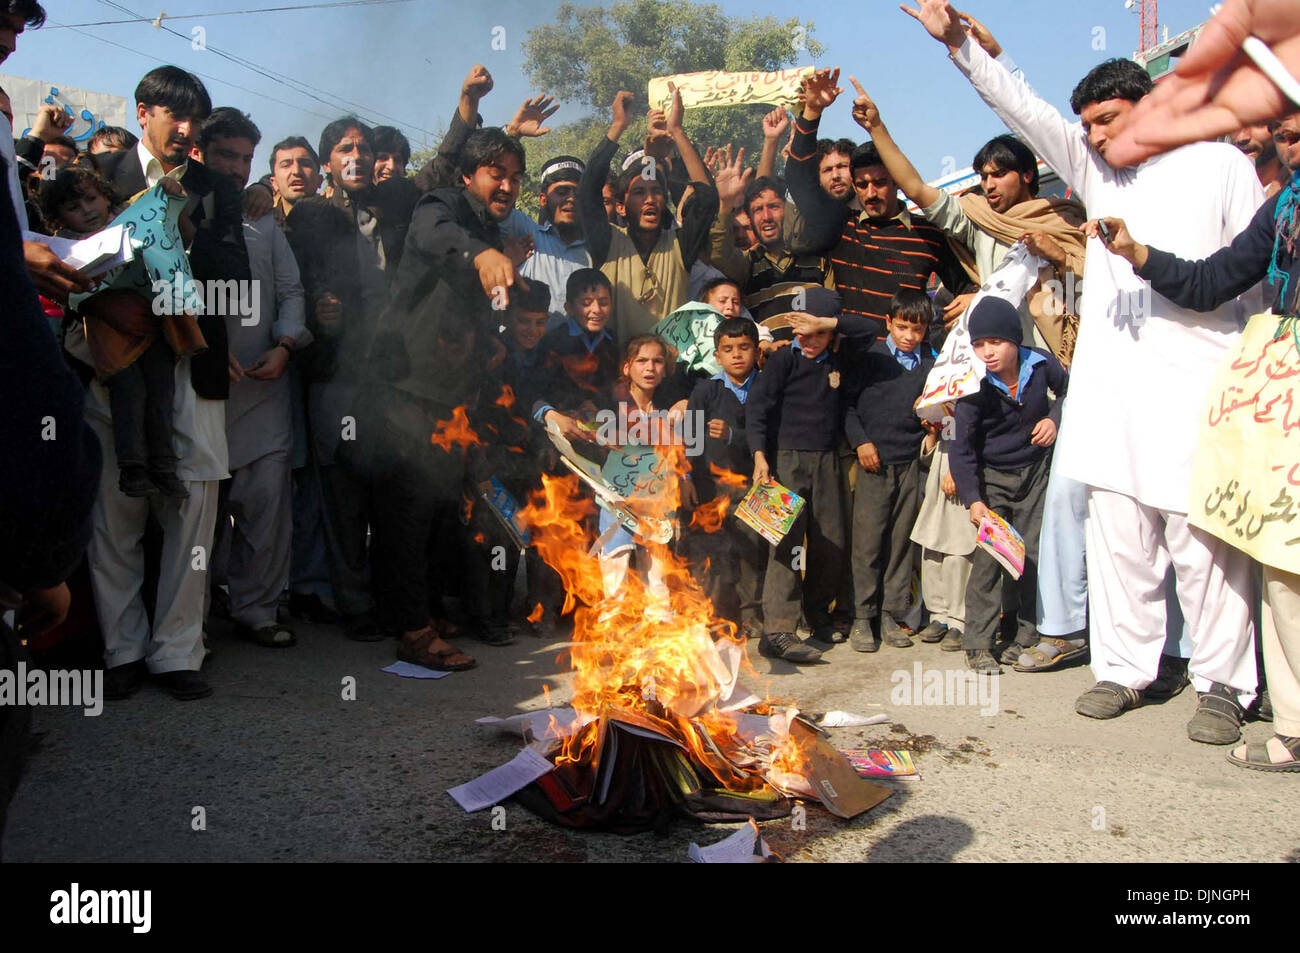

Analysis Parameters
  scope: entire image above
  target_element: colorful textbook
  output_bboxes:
[840,749,919,780]
[735,480,805,546]
[976,511,1026,580]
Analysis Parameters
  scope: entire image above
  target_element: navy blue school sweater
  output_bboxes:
[535,319,620,414]
[687,371,756,500]
[746,344,846,456]
[950,347,1068,507]
[844,339,935,465]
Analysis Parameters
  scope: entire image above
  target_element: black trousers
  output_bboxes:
[369,388,467,634]
[762,449,845,632]
[962,452,1051,651]
[687,492,766,629]
[106,337,176,472]
[851,457,921,621]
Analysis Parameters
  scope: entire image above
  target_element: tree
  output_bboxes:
[519,0,821,208]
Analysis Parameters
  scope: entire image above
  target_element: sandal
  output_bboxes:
[1226,734,1300,772]
[1075,681,1143,719]
[1012,637,1087,672]
[398,628,476,671]
[239,622,297,649]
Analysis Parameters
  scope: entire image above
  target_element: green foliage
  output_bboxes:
[518,0,821,211]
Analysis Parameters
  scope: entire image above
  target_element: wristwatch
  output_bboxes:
[275,338,295,361]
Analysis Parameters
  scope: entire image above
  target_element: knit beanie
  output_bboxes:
[967,296,1022,345]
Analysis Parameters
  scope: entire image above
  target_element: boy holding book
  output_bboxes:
[747,287,849,664]
[951,297,1067,673]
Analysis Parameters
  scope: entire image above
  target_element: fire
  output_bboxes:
[689,494,730,532]
[430,406,480,450]
[526,602,544,624]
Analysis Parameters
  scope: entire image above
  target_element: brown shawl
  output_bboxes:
[950,194,1087,366]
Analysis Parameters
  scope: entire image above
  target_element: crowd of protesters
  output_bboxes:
[2,0,1298,814]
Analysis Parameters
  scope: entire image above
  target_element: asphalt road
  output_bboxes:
[4,617,1296,863]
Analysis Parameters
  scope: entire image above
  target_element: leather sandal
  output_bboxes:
[397,627,476,671]
[1226,734,1300,772]
[1075,681,1144,719]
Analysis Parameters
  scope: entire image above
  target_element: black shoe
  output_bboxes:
[758,631,823,664]
[882,614,914,648]
[342,613,386,642]
[1187,682,1244,745]
[966,649,1001,674]
[154,669,212,700]
[916,620,948,643]
[104,660,146,699]
[997,636,1036,665]
[808,624,845,645]
[150,470,189,500]
[1145,654,1190,701]
[473,622,516,647]
[849,619,878,653]
[288,592,339,625]
[940,628,964,652]
[118,466,158,498]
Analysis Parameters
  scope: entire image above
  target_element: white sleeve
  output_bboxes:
[950,35,1092,199]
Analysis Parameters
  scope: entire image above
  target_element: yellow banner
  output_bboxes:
[1188,313,1300,572]
[647,68,815,112]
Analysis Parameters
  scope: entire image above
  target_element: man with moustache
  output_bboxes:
[268,136,322,226]
[1234,123,1292,199]
[363,126,532,670]
[509,155,592,327]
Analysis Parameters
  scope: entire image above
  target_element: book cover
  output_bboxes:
[976,510,1025,580]
[840,748,919,779]
[735,480,805,546]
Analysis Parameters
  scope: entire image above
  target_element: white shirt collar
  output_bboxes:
[136,138,187,189]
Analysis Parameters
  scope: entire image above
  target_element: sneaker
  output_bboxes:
[916,620,948,643]
[758,631,823,664]
[150,470,190,500]
[154,669,212,700]
[849,619,878,653]
[288,592,338,625]
[966,649,1001,673]
[939,628,964,652]
[104,660,146,700]
[118,466,157,498]
[1187,683,1244,745]
[882,614,914,648]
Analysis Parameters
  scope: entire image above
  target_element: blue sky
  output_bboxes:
[8,0,1217,176]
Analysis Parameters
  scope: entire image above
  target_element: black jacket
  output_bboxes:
[687,374,754,501]
[90,149,251,400]
[746,345,848,455]
[844,339,935,466]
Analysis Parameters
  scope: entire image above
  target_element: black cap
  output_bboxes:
[540,155,584,190]
[799,286,843,319]
[967,296,1022,345]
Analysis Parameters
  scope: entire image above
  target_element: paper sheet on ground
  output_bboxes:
[1188,313,1300,573]
[688,818,776,863]
[381,661,452,679]
[476,707,588,742]
[447,747,555,812]
[816,710,890,728]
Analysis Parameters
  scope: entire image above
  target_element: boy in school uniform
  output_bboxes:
[747,287,850,664]
[684,317,765,640]
[844,289,937,653]
[532,268,620,421]
[950,297,1067,673]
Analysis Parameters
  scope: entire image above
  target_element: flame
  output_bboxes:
[430,406,481,450]
[689,494,730,533]
[527,602,544,624]
[710,463,748,487]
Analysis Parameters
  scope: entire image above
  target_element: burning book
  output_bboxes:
[452,463,892,834]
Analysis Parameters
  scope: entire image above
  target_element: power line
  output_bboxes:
[92,0,434,138]
[47,0,415,30]
[60,23,341,124]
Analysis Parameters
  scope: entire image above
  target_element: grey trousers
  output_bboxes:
[962,452,1051,652]
[850,457,920,621]
[762,449,845,632]
[217,449,293,628]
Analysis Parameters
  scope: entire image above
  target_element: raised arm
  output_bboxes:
[665,84,712,188]
[847,77,941,209]
[578,91,633,268]
[902,1,1091,195]
[757,108,789,180]
[785,68,853,254]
